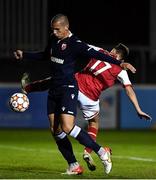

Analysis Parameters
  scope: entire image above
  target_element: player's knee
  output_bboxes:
[89,120,97,127]
[61,124,73,134]
[89,115,99,128]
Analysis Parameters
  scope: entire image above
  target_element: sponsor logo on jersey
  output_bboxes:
[51,56,64,64]
[61,43,67,50]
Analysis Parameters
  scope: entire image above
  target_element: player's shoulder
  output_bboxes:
[69,35,91,51]
[88,44,102,51]
[70,34,90,46]
[70,34,82,43]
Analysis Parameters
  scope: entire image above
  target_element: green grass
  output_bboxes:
[0,129,156,179]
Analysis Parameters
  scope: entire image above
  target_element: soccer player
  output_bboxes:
[14,14,136,175]
[75,43,152,170]
[21,43,152,172]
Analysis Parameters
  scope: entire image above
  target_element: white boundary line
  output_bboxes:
[0,145,53,153]
[0,144,156,162]
[113,155,156,162]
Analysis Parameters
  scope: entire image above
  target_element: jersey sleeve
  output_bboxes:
[23,51,45,60]
[23,37,51,61]
[117,70,132,86]
[74,40,121,66]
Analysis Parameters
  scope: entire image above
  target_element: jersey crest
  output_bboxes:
[61,43,67,50]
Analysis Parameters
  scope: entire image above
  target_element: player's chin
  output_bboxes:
[57,35,64,39]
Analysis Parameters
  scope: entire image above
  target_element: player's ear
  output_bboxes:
[65,25,69,30]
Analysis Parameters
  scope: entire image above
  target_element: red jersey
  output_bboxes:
[75,46,131,101]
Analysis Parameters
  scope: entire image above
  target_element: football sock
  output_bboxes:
[69,125,101,153]
[54,132,77,164]
[85,126,98,153]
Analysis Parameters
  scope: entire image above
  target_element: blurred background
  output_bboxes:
[0,0,156,129]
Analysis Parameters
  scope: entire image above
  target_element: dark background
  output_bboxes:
[48,0,149,45]
[0,0,155,84]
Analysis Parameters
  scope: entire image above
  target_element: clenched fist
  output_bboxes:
[14,50,23,60]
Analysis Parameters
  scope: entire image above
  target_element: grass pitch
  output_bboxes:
[0,129,156,179]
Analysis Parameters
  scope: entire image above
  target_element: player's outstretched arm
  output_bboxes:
[125,85,152,121]
[120,62,136,74]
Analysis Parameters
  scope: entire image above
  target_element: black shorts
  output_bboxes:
[47,85,78,116]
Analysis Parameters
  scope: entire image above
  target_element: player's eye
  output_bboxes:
[52,28,60,31]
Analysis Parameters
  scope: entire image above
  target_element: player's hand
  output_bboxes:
[137,111,152,121]
[14,50,23,60]
[120,62,136,74]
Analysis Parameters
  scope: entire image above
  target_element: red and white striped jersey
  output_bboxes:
[75,46,132,101]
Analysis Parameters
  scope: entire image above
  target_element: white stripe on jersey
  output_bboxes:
[89,60,101,71]
[88,44,101,51]
[117,70,132,86]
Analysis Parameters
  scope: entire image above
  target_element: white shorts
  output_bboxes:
[77,91,100,120]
